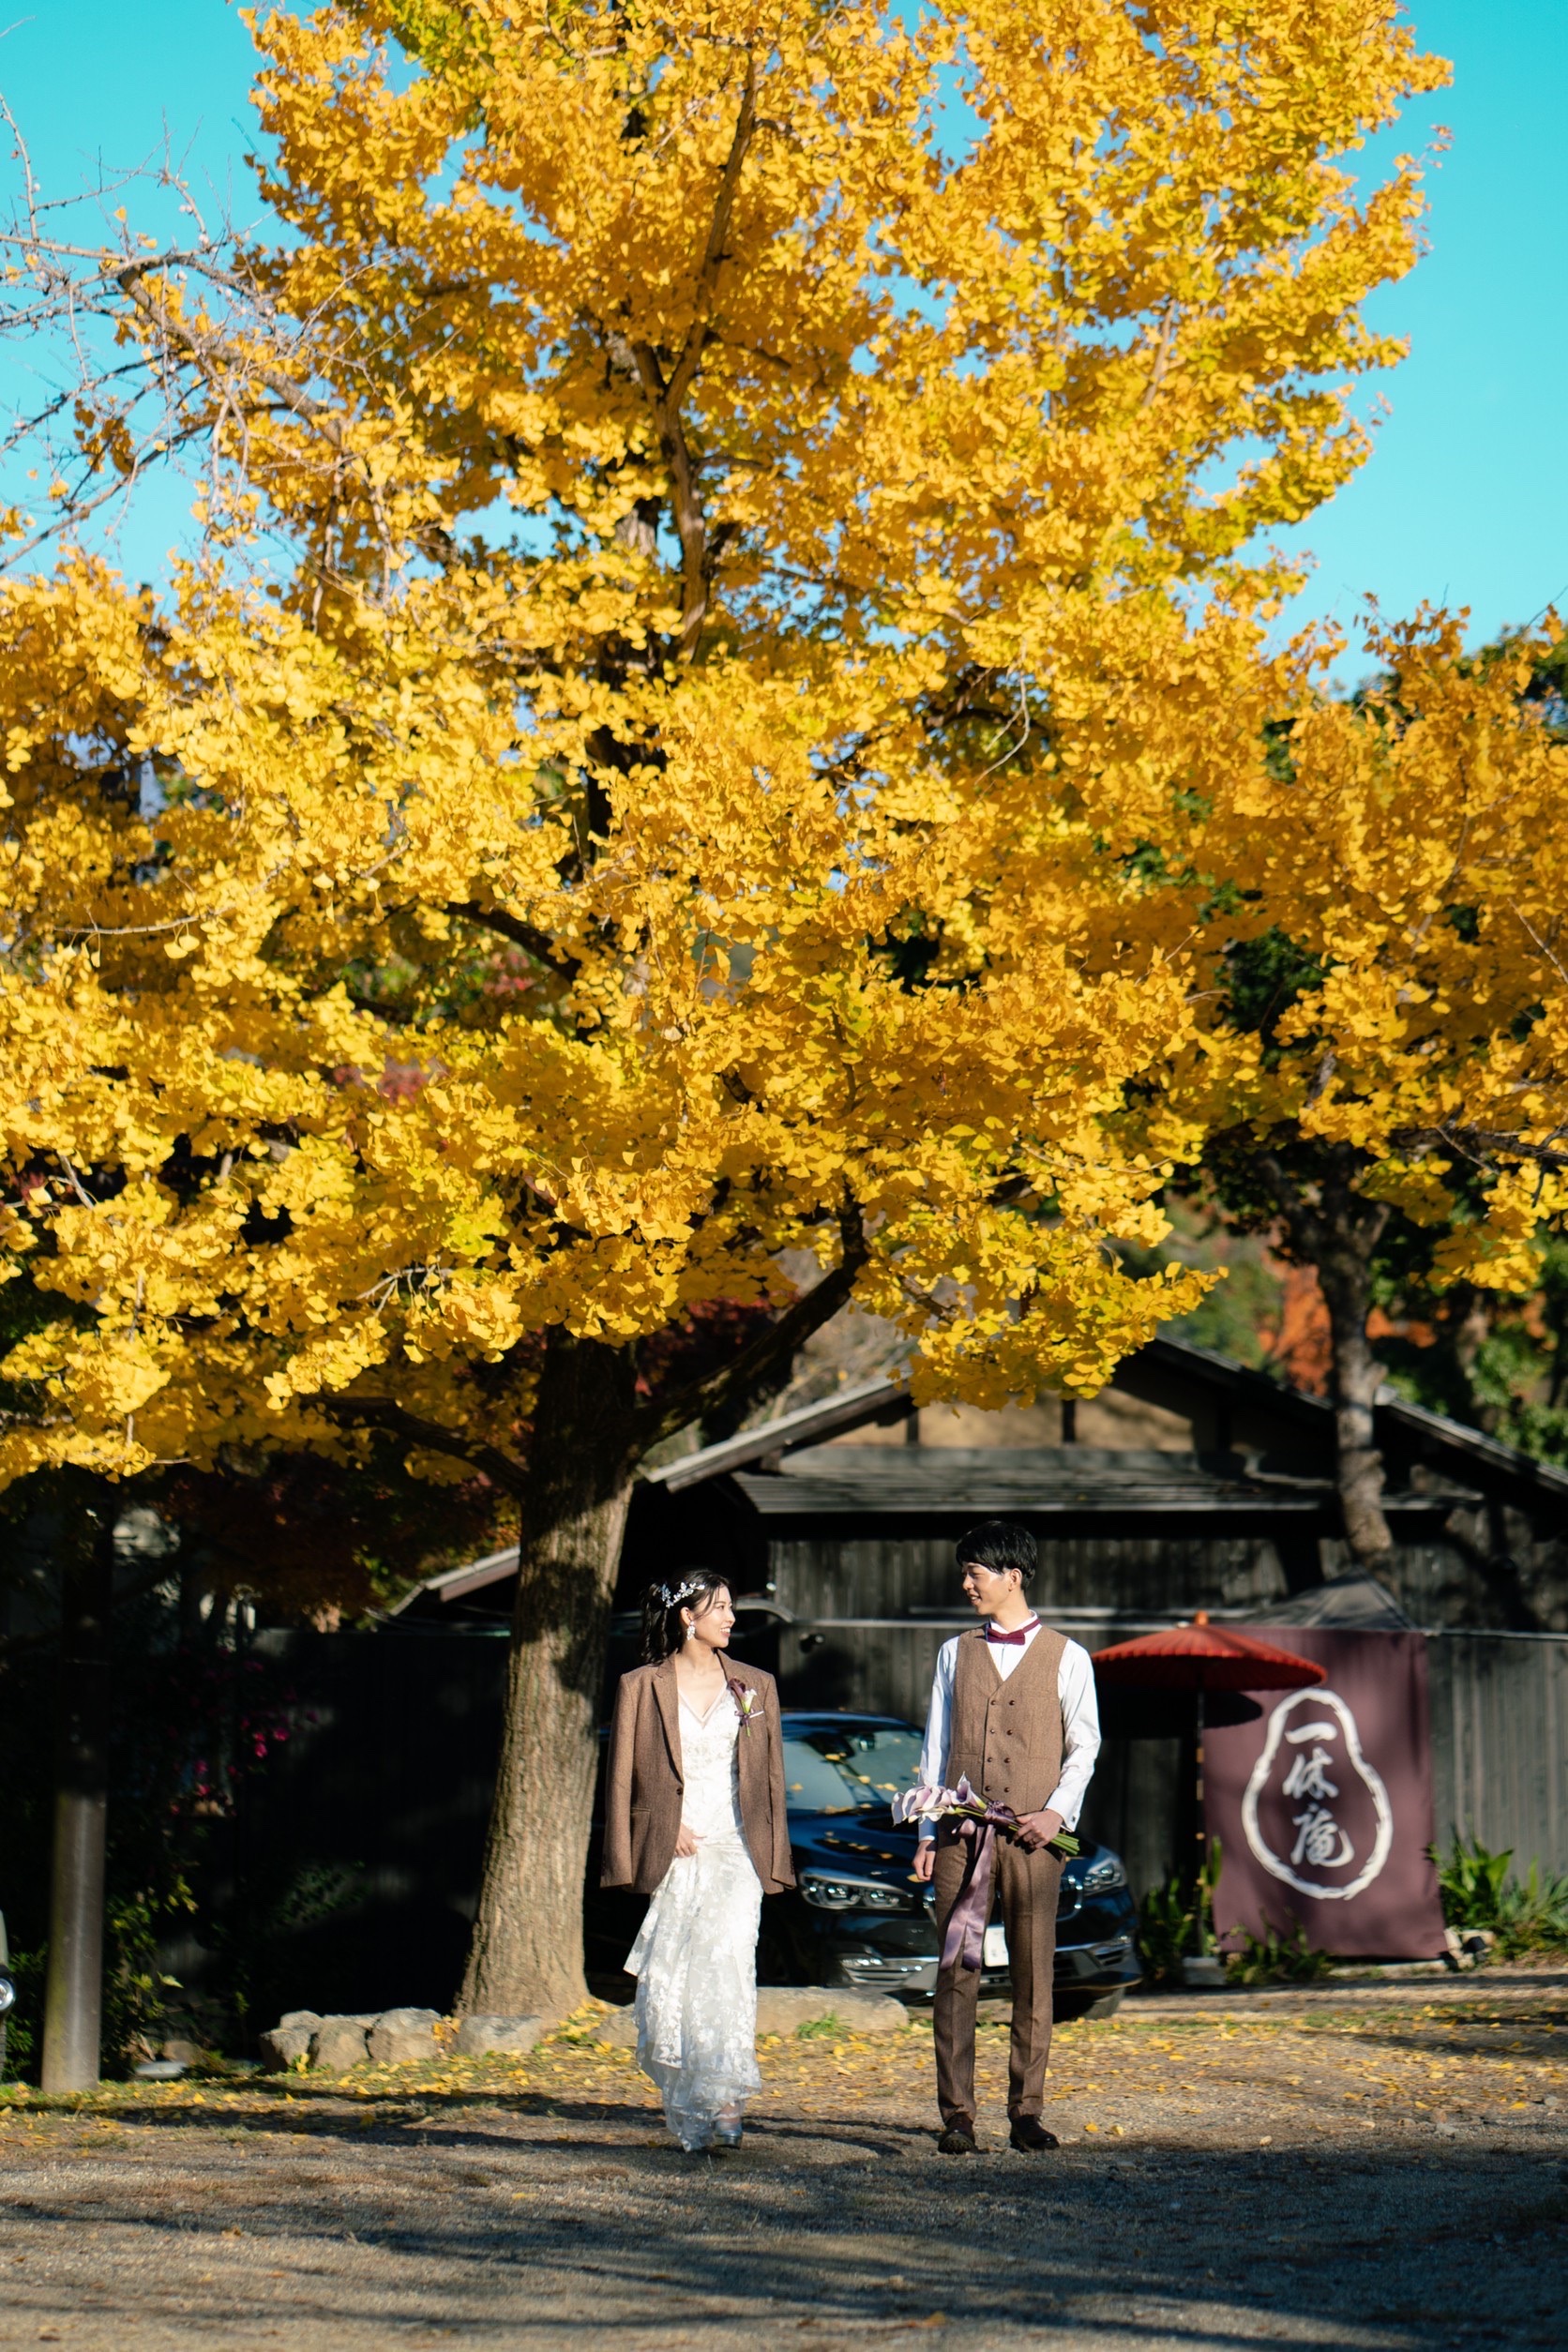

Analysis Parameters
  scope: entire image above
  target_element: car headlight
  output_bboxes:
[1077,1855,1128,1894]
[799,1872,913,1912]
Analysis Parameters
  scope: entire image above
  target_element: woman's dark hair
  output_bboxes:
[640,1569,731,1664]
[955,1519,1037,1591]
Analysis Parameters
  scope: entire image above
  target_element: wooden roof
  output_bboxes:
[731,1443,1325,1518]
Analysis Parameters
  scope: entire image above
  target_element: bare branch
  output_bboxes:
[445,900,582,978]
[626,51,758,658]
[631,1196,868,1450]
[317,1394,528,1493]
[1388,1123,1568,1177]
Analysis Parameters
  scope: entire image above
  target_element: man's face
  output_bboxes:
[959,1560,1019,1618]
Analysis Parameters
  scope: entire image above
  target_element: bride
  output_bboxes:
[600,1570,794,2151]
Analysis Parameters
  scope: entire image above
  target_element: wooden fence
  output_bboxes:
[1426,1631,1568,1873]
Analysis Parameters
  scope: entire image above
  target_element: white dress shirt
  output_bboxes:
[915,1620,1101,1840]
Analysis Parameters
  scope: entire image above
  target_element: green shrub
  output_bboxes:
[1226,1922,1334,1985]
[1436,1833,1514,1929]
[1136,1842,1222,1982]
[1496,1861,1568,1956]
[1436,1834,1568,1959]
[1137,1875,1197,1984]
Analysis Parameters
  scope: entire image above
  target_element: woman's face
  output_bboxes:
[683,1584,734,1651]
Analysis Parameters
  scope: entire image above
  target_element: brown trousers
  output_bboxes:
[933,1824,1063,2127]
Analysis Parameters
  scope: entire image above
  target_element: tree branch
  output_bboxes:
[445,900,581,978]
[627,52,757,658]
[109,260,398,586]
[669,53,758,413]
[317,1395,528,1494]
[113,260,336,445]
[1389,1123,1568,1176]
[631,1197,868,1453]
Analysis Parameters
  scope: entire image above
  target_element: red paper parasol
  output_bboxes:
[1093,1613,1329,1694]
[1092,1614,1326,1893]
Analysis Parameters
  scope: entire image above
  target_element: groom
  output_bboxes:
[912,1519,1101,2154]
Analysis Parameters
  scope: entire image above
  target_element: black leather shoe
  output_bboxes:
[937,2123,979,2155]
[1009,2117,1060,2152]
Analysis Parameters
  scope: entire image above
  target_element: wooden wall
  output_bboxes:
[771,1607,1568,1897]
[771,1612,1188,1899]
[766,1527,1314,1626]
[1427,1631,1568,1870]
[165,1621,1566,2018]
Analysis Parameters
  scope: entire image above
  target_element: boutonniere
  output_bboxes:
[728,1677,762,1733]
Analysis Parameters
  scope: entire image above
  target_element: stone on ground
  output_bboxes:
[309,2016,371,2071]
[368,2007,442,2064]
[456,2013,546,2058]
[596,1988,908,2045]
[756,1985,909,2035]
[592,2006,639,2050]
[259,2023,313,2070]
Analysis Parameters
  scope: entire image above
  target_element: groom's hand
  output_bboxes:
[912,1841,936,1883]
[1015,1808,1064,1853]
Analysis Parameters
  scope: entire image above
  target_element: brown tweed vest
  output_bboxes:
[947,1623,1068,1813]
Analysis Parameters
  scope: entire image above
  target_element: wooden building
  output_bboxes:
[413,1333,1568,1648]
[157,1336,1562,2020]
[393,1335,1568,1904]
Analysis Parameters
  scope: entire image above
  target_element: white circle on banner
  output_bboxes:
[1241,1687,1394,1901]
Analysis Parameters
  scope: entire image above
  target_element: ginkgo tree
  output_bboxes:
[0,0,1449,2015]
[1168,612,1568,1570]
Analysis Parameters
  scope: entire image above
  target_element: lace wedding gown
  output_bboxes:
[626,1689,762,2149]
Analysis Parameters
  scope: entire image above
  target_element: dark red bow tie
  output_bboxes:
[988,1618,1038,1647]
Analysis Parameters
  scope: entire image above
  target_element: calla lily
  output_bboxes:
[890,1779,1082,1862]
[726,1677,762,1732]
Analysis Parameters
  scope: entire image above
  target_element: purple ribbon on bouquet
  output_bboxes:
[939,1802,1021,1972]
[893,1777,1079,1973]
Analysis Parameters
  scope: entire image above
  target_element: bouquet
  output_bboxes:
[892,1776,1080,1972]
[892,1774,1081,1859]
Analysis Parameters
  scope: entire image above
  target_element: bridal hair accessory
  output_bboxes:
[658,1577,703,1609]
[892,1777,1080,1970]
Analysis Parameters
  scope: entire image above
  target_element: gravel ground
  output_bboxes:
[1,1981,1564,2351]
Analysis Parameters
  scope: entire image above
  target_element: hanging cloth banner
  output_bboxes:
[1205,1628,1446,1959]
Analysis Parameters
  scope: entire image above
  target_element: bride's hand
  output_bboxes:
[673,1825,702,1858]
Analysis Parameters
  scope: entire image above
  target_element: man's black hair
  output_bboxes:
[955,1519,1036,1591]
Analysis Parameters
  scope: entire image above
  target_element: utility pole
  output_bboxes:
[40,1489,115,2092]
[0,1909,12,2078]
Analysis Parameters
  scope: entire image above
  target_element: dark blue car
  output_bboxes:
[587,1708,1139,2016]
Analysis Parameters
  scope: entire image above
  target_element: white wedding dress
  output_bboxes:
[626,1688,763,2149]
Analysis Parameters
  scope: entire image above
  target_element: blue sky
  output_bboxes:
[2,0,1563,675]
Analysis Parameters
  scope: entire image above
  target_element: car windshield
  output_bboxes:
[782,1726,925,1815]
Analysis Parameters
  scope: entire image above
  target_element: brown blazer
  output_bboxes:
[600,1652,795,1896]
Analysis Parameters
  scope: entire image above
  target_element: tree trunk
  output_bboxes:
[458,1334,639,2021]
[41,1485,116,2092]
[1314,1210,1394,1571]
[1258,1147,1395,1573]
